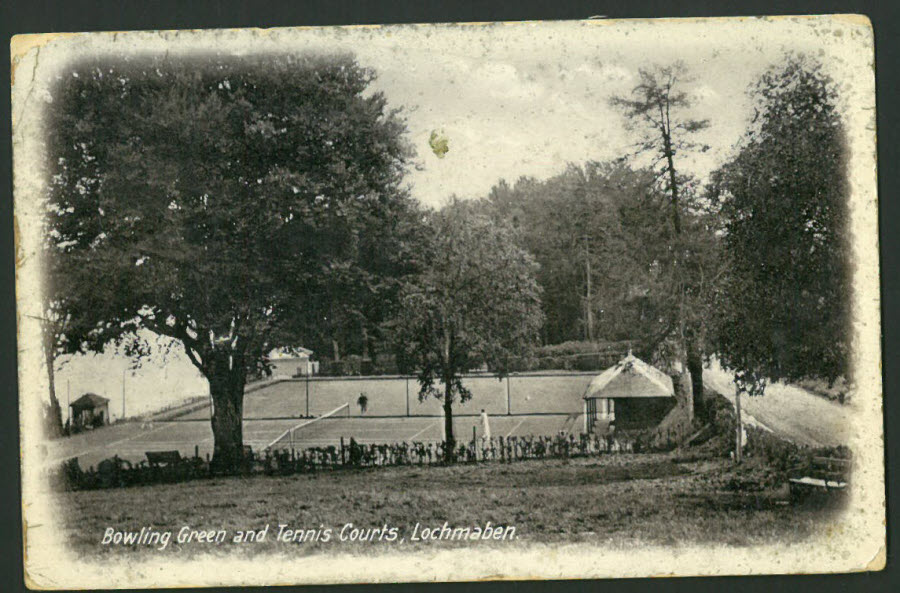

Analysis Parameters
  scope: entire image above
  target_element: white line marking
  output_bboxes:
[505,418,526,438]
[44,423,175,466]
[407,422,437,441]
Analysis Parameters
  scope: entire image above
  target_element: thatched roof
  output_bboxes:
[583,353,674,399]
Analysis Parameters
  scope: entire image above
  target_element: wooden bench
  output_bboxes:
[789,456,851,501]
[145,450,183,468]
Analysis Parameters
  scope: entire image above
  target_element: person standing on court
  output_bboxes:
[480,408,491,440]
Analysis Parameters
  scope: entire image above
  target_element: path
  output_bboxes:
[704,360,852,447]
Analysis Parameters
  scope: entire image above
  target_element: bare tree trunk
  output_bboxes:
[207,350,247,474]
[331,338,341,362]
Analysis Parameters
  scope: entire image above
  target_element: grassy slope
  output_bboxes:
[59,453,842,559]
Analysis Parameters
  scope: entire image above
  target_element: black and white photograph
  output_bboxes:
[11,15,883,588]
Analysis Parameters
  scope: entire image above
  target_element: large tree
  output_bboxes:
[610,62,714,412]
[393,201,543,458]
[45,54,416,471]
[710,56,850,460]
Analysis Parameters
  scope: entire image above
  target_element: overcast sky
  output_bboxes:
[293,17,867,208]
[25,17,869,210]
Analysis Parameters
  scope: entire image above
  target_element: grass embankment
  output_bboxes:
[59,452,842,559]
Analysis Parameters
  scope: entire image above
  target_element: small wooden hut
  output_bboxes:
[69,393,110,430]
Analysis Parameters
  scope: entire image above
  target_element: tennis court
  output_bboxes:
[46,411,578,469]
[46,373,593,469]
[176,372,596,420]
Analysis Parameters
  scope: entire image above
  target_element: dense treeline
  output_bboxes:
[473,162,720,369]
[477,164,668,346]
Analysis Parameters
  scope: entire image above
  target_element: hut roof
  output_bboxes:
[583,353,674,399]
[70,393,110,410]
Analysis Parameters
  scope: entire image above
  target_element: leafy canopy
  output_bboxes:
[710,55,851,389]
[45,53,416,378]
[393,200,544,404]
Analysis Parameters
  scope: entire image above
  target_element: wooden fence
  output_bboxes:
[49,430,665,491]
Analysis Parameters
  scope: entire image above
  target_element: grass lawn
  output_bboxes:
[58,452,844,559]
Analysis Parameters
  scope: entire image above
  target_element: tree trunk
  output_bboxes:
[332,338,341,362]
[686,337,705,420]
[673,368,693,429]
[661,126,682,235]
[361,324,370,360]
[44,344,63,438]
[734,384,743,464]
[443,380,455,462]
[207,350,247,474]
[584,235,594,342]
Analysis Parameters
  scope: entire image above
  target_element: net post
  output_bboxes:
[305,376,310,417]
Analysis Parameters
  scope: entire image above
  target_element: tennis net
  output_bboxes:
[266,403,350,451]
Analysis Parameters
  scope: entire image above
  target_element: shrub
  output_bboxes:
[508,340,636,372]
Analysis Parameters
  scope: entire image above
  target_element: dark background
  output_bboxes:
[1,1,896,592]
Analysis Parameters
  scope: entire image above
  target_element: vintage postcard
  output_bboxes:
[12,16,882,588]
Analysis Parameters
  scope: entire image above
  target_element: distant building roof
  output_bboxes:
[583,353,674,399]
[267,347,314,360]
[70,393,110,410]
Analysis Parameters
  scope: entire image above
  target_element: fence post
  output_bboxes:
[507,376,511,415]
[194,445,199,459]
[305,375,310,417]
[406,377,410,417]
[340,437,346,466]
